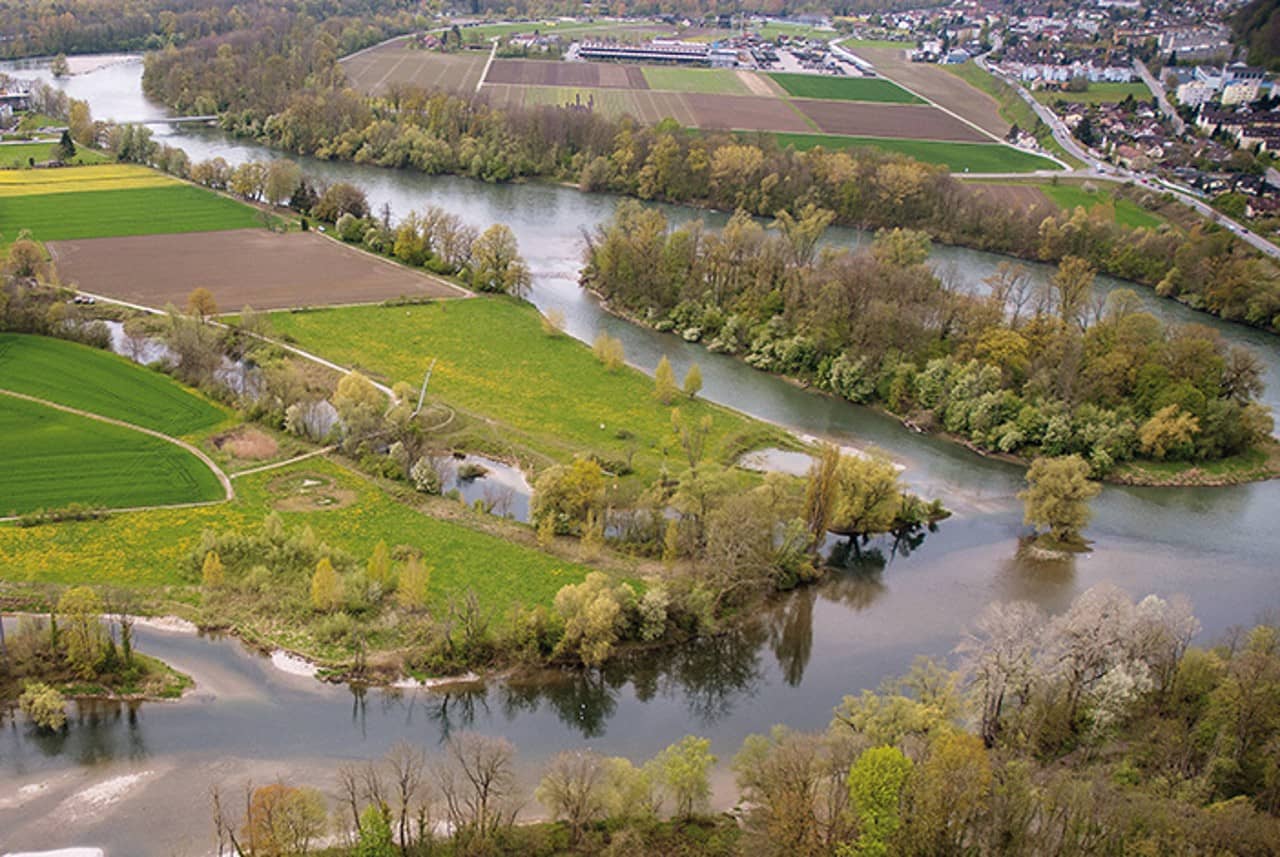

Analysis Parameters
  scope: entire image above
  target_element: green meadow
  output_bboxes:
[0,392,224,515]
[768,72,923,103]
[641,66,750,95]
[1040,183,1165,229]
[772,132,1059,173]
[0,184,263,242]
[0,142,109,167]
[0,334,229,436]
[264,299,791,481]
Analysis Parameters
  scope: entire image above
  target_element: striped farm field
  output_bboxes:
[0,182,263,242]
[768,72,924,104]
[0,163,173,196]
[0,334,229,436]
[0,392,224,516]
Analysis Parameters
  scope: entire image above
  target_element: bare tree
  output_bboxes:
[535,749,610,845]
[386,741,429,851]
[956,601,1047,747]
[437,733,521,844]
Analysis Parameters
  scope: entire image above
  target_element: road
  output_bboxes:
[1134,59,1185,136]
[975,57,1280,261]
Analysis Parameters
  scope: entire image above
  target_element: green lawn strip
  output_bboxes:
[942,62,1085,169]
[1033,81,1152,104]
[264,299,792,483]
[0,457,593,620]
[0,334,230,436]
[0,393,225,515]
[1109,439,1280,487]
[772,132,1059,172]
[0,142,109,167]
[768,72,923,103]
[641,66,749,95]
[1039,182,1164,229]
[0,183,264,242]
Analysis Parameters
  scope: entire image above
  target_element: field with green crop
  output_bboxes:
[641,66,750,94]
[768,72,923,103]
[1040,182,1164,229]
[263,299,790,482]
[0,457,589,615]
[0,392,224,515]
[772,132,1060,172]
[0,334,229,436]
[1033,81,1151,104]
[0,183,263,242]
[0,142,109,167]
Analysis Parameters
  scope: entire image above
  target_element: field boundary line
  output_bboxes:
[230,446,336,479]
[0,387,234,504]
[478,40,497,93]
[833,38,1066,169]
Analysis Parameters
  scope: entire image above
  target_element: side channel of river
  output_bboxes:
[1,56,1278,857]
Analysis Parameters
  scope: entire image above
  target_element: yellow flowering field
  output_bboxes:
[0,163,177,197]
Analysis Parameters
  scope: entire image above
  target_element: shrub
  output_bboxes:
[19,682,67,732]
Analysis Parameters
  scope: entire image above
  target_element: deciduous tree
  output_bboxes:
[1019,455,1101,543]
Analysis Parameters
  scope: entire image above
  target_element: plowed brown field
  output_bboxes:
[50,230,466,311]
[796,101,990,142]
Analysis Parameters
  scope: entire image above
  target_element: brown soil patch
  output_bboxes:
[683,93,812,132]
[342,44,488,95]
[795,100,990,142]
[270,471,357,511]
[485,59,649,89]
[738,70,783,97]
[856,47,1009,137]
[211,426,279,460]
[966,183,1054,217]
[48,229,466,311]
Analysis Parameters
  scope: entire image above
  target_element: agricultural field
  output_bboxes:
[262,299,792,483]
[0,457,590,617]
[342,43,489,95]
[1034,81,1152,104]
[640,66,752,95]
[0,141,109,167]
[767,72,923,104]
[774,133,1061,172]
[0,392,225,516]
[0,334,228,436]
[854,47,1011,138]
[795,100,990,142]
[0,165,263,243]
[49,229,466,311]
[486,59,648,89]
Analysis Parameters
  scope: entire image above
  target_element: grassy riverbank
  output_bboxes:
[262,298,796,483]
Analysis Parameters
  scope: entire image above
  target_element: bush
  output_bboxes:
[19,682,67,731]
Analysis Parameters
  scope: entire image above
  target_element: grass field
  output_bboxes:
[942,62,1084,169]
[641,66,750,94]
[1039,182,1164,229]
[768,72,924,103]
[263,299,790,482]
[0,142,109,168]
[1034,81,1152,104]
[0,457,589,615]
[0,392,224,515]
[0,183,264,242]
[773,132,1060,172]
[0,334,229,436]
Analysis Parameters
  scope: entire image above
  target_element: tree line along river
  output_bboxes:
[1,56,1279,857]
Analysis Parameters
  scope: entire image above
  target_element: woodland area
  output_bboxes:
[583,203,1274,475]
[193,589,1280,856]
[137,13,1280,335]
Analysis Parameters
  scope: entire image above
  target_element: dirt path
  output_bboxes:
[0,388,234,517]
[230,446,336,479]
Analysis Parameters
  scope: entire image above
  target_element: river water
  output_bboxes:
[1,57,1279,856]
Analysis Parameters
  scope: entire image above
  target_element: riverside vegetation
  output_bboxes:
[582,202,1278,482]
[195,589,1280,856]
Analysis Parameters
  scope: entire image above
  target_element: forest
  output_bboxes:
[0,0,426,58]
[138,13,1280,336]
[583,202,1274,474]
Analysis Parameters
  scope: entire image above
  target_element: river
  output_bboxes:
[1,56,1278,856]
